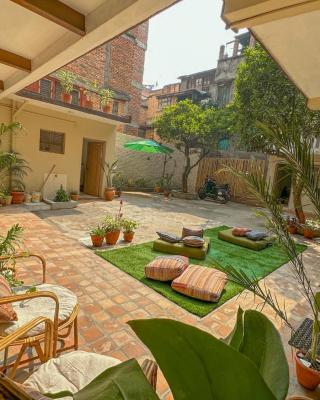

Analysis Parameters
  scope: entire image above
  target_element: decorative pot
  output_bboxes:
[288,225,297,234]
[123,231,134,243]
[163,190,171,198]
[11,191,25,204]
[303,228,315,239]
[102,104,112,113]
[295,352,320,390]
[115,188,122,198]
[24,193,32,203]
[84,98,93,108]
[61,92,72,103]
[105,230,120,245]
[70,194,79,201]
[154,186,161,193]
[31,192,41,203]
[104,187,115,201]
[5,196,13,206]
[90,235,104,247]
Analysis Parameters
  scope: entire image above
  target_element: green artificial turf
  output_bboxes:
[97,226,306,317]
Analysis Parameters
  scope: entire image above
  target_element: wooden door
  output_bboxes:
[84,142,104,196]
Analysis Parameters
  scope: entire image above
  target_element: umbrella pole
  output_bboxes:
[162,154,168,178]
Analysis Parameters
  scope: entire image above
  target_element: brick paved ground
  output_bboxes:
[0,195,319,398]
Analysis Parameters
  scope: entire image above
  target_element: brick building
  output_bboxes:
[23,22,149,136]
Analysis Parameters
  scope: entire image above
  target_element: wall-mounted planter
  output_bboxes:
[61,92,72,103]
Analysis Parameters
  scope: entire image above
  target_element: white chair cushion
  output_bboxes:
[0,284,77,337]
[24,351,121,399]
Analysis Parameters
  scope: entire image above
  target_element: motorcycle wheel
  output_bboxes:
[217,196,228,204]
[198,189,206,200]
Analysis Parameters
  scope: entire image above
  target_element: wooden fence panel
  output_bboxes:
[196,158,266,205]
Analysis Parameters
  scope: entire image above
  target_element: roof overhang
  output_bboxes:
[0,0,179,101]
[221,0,320,109]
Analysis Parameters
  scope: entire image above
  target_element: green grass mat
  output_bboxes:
[97,226,306,317]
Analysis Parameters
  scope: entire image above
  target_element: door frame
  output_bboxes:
[82,138,106,197]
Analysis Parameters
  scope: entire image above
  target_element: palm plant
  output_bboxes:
[0,224,23,287]
[219,121,320,374]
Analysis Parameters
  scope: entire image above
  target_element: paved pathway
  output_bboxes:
[0,195,319,399]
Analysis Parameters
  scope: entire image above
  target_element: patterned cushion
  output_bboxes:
[232,227,251,237]
[0,275,17,322]
[182,227,204,238]
[0,284,77,337]
[182,236,205,248]
[156,231,181,243]
[245,230,268,241]
[145,255,189,281]
[172,265,227,302]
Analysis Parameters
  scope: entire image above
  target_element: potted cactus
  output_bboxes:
[121,218,138,242]
[57,70,76,103]
[90,225,105,247]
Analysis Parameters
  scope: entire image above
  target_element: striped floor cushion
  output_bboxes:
[171,265,227,302]
[145,256,189,282]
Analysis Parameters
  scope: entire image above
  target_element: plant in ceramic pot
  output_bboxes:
[9,153,30,204]
[302,220,317,239]
[99,88,114,113]
[57,70,76,103]
[154,180,162,193]
[90,225,105,247]
[70,190,80,201]
[161,173,173,198]
[121,218,138,243]
[103,215,122,245]
[101,159,118,201]
[286,215,298,234]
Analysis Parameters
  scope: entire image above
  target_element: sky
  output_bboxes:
[143,0,240,88]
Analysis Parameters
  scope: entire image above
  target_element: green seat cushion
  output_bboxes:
[153,236,210,260]
[218,228,272,251]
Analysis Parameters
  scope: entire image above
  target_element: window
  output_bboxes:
[71,90,79,105]
[112,101,119,115]
[40,79,52,98]
[217,83,232,107]
[195,78,202,87]
[158,97,172,110]
[55,82,62,101]
[40,130,65,154]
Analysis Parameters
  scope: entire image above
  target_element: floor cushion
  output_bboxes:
[182,236,205,248]
[156,231,181,243]
[182,227,204,238]
[172,265,227,302]
[0,284,77,337]
[0,275,18,322]
[24,351,120,398]
[153,236,210,260]
[232,227,251,237]
[145,255,189,281]
[218,228,272,251]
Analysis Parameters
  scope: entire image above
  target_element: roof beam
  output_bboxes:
[0,49,31,72]
[9,0,86,36]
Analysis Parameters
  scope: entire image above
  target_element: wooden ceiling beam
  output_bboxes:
[9,0,86,36]
[0,49,31,72]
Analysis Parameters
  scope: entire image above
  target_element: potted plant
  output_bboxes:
[7,153,30,204]
[121,218,138,242]
[162,174,173,198]
[302,220,317,239]
[103,215,121,245]
[90,225,105,247]
[101,160,118,201]
[54,185,70,202]
[70,190,80,201]
[99,88,114,113]
[154,181,162,193]
[57,70,76,103]
[287,215,298,234]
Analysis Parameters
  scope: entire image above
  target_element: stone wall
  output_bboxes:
[115,132,198,192]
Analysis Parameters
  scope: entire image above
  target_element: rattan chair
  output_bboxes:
[0,253,79,378]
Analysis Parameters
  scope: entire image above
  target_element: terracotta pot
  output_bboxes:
[11,191,25,204]
[102,104,112,113]
[115,188,122,198]
[123,231,134,243]
[154,186,161,193]
[5,196,12,206]
[105,230,120,245]
[84,98,93,108]
[303,228,315,239]
[90,235,104,247]
[104,187,115,201]
[61,92,72,103]
[163,190,171,198]
[288,225,297,234]
[295,352,320,390]
[70,194,79,201]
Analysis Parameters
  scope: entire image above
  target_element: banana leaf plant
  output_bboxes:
[129,309,289,400]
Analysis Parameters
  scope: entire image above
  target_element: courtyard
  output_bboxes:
[0,194,319,398]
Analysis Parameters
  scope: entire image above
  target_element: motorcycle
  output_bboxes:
[198,177,231,204]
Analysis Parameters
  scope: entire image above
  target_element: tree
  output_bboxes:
[233,45,320,222]
[154,100,231,193]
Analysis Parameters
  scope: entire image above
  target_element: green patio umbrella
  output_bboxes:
[123,139,174,179]
[123,139,173,154]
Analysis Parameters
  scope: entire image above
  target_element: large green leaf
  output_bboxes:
[129,318,281,400]
[224,306,244,350]
[45,359,159,400]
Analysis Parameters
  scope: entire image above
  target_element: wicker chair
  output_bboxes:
[0,253,79,378]
[0,317,158,400]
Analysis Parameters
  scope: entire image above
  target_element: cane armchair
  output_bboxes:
[0,253,79,378]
